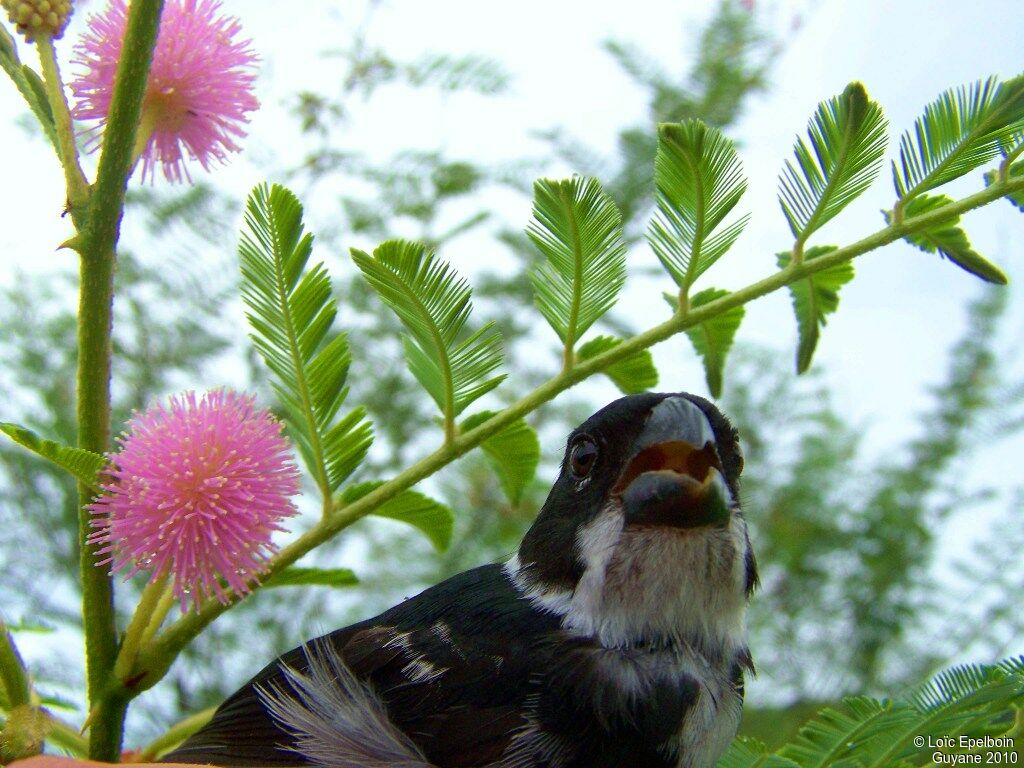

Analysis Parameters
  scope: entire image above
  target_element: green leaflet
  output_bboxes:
[893,75,1024,201]
[671,288,744,398]
[777,697,912,768]
[0,422,106,489]
[239,183,373,495]
[527,177,627,348]
[887,194,1007,284]
[575,336,658,394]
[649,119,749,295]
[779,82,888,243]
[460,411,540,505]
[341,481,454,552]
[778,246,854,374]
[1,620,54,634]
[767,659,1024,768]
[717,739,800,768]
[863,663,1021,767]
[35,692,79,712]
[263,567,358,589]
[0,27,57,151]
[352,240,505,426]
[406,53,511,94]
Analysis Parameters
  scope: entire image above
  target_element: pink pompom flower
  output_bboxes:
[88,390,300,610]
[70,0,259,183]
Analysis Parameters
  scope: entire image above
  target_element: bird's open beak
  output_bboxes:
[612,397,731,530]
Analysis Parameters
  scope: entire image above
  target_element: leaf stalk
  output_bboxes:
[138,705,217,760]
[112,573,168,682]
[35,36,90,221]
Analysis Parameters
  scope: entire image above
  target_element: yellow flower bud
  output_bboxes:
[1,0,72,42]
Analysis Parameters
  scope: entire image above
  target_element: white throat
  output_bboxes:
[507,501,750,659]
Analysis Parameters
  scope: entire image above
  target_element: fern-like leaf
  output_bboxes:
[649,120,749,296]
[718,739,800,768]
[777,697,917,767]
[997,655,1024,678]
[460,411,540,505]
[779,82,888,246]
[0,27,57,151]
[0,422,106,489]
[352,240,505,433]
[778,246,854,373]
[863,662,1023,767]
[886,193,1008,284]
[770,659,1024,768]
[575,336,659,394]
[527,177,627,351]
[406,53,511,94]
[239,183,372,497]
[341,481,454,552]
[671,288,745,398]
[893,75,1024,201]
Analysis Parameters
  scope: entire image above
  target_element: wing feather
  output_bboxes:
[161,565,557,767]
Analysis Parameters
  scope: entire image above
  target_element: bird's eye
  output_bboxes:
[569,438,598,478]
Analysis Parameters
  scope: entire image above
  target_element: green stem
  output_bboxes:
[0,623,30,708]
[35,35,89,221]
[126,171,1024,693]
[138,705,216,761]
[76,239,118,756]
[75,0,164,760]
[998,141,1024,182]
[113,574,168,682]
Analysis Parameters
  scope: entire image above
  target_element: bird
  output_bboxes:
[162,392,757,768]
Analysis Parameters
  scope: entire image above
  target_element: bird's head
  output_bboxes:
[510,392,756,657]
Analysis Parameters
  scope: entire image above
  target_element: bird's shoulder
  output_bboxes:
[163,563,561,766]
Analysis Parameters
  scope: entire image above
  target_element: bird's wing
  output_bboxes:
[161,564,559,768]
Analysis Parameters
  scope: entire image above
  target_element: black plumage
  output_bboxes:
[163,392,756,768]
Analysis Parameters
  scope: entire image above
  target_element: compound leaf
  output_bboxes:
[527,177,627,349]
[780,82,888,243]
[888,194,1007,284]
[0,422,106,489]
[718,739,801,768]
[778,246,854,373]
[342,481,454,552]
[675,288,745,398]
[649,120,749,295]
[460,411,540,505]
[239,183,372,495]
[353,240,505,428]
[0,27,57,151]
[576,336,658,394]
[893,75,1024,200]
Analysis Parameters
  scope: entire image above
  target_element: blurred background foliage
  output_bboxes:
[1,0,1022,750]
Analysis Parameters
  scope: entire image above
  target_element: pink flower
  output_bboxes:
[70,0,259,183]
[88,390,300,610]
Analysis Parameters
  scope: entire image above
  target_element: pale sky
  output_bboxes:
[1,0,1021,719]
